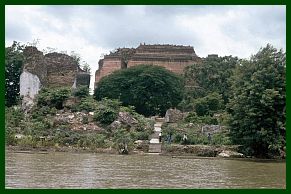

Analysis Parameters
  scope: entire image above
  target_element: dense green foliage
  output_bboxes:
[180,45,285,158]
[178,56,237,135]
[161,122,231,146]
[77,96,98,112]
[5,87,154,154]
[36,87,71,109]
[5,42,24,107]
[191,92,224,116]
[5,43,285,158]
[94,65,184,116]
[178,55,238,131]
[184,55,238,103]
[227,45,286,158]
[72,85,89,98]
[184,112,218,125]
[93,98,121,125]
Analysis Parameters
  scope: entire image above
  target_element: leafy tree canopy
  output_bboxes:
[94,65,184,116]
[227,44,285,158]
[184,55,238,103]
[5,41,25,107]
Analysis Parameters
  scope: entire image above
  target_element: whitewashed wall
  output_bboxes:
[20,70,41,99]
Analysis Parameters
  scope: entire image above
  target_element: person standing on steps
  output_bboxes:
[167,132,172,144]
[159,132,162,143]
[208,133,212,144]
[182,133,188,145]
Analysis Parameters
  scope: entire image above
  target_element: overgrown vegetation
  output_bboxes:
[5,43,285,158]
[5,41,24,107]
[94,65,184,116]
[36,87,71,109]
[161,122,231,146]
[5,87,154,154]
[181,44,285,158]
[227,45,286,158]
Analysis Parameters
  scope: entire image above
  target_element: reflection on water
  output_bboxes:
[5,151,285,189]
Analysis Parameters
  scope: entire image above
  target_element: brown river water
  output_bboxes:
[5,151,286,189]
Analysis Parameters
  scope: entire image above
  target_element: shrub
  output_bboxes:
[37,87,71,109]
[192,92,224,116]
[82,116,89,124]
[5,106,24,128]
[31,106,57,120]
[77,133,107,149]
[93,98,121,125]
[161,122,231,145]
[112,128,134,154]
[6,134,17,146]
[17,136,39,148]
[211,132,232,145]
[133,131,151,140]
[73,86,89,98]
[94,106,118,125]
[184,112,218,125]
[93,134,107,148]
[78,97,98,112]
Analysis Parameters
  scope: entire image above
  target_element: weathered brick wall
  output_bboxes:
[127,60,197,74]
[21,47,90,96]
[95,57,122,83]
[45,52,78,88]
[23,46,48,86]
[95,44,201,86]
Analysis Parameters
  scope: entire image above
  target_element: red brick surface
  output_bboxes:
[95,44,201,87]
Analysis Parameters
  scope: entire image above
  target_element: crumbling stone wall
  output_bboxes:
[45,52,79,88]
[22,46,47,86]
[95,44,201,87]
[20,46,90,99]
[95,57,122,84]
[165,108,184,123]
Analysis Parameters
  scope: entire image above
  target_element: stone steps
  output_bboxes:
[149,138,159,144]
[155,118,165,123]
[154,126,161,132]
[148,143,162,153]
[148,118,164,153]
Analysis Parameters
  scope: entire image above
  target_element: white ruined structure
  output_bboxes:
[20,70,41,99]
[20,70,41,113]
[19,46,90,112]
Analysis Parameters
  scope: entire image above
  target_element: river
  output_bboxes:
[5,151,285,189]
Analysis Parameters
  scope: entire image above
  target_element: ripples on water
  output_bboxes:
[5,151,286,189]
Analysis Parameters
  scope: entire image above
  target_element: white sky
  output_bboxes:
[5,5,286,92]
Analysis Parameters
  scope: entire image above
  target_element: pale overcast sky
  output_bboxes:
[5,5,286,91]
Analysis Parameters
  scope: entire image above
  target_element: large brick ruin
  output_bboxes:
[20,46,90,100]
[95,44,201,87]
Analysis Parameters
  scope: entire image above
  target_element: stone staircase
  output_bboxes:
[148,118,164,153]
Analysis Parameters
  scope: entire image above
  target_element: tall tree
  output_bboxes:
[5,42,24,107]
[94,65,184,116]
[184,55,238,103]
[227,44,286,158]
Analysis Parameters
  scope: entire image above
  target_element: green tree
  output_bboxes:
[94,65,184,116]
[193,92,224,116]
[184,55,238,103]
[81,63,91,73]
[5,42,24,107]
[227,45,285,158]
